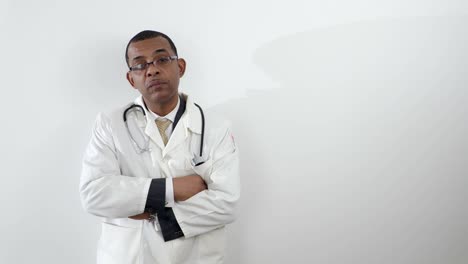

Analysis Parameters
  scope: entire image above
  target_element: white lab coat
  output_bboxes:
[80,94,240,264]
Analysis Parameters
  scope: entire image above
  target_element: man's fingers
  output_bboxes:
[129,212,151,220]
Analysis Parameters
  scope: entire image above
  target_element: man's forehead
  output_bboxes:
[128,37,172,58]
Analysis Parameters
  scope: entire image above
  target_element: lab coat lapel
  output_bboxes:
[144,119,165,150]
[162,94,202,157]
[162,117,188,157]
[134,97,166,150]
[183,95,203,136]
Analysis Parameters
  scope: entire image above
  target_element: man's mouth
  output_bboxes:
[146,80,167,89]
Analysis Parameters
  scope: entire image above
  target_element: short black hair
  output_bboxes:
[125,30,178,67]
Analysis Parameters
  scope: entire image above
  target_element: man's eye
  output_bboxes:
[133,64,146,70]
[157,57,171,64]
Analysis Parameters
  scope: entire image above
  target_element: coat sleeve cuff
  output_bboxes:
[145,178,166,212]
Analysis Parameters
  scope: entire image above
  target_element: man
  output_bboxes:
[80,30,240,264]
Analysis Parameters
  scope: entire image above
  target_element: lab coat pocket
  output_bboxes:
[97,222,141,264]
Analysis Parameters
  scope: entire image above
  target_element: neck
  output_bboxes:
[144,95,179,116]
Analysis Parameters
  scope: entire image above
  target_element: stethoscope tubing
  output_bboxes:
[123,101,205,157]
[193,103,205,157]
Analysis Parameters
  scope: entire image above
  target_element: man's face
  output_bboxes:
[126,37,185,106]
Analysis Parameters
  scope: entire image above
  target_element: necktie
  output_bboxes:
[155,118,172,145]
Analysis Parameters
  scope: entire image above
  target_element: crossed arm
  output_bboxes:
[81,113,239,238]
[129,175,207,220]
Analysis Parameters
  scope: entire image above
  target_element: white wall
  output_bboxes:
[1,1,467,263]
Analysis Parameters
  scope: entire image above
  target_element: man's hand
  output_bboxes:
[129,212,151,220]
[173,174,207,201]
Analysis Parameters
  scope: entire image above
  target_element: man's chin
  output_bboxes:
[146,91,178,105]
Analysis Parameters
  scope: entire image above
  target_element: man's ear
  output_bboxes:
[126,71,136,89]
[177,58,186,77]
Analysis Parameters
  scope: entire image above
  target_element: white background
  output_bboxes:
[1,1,467,263]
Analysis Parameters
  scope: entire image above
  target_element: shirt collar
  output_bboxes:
[133,93,202,134]
[146,96,180,123]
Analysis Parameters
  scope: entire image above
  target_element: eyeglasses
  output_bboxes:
[129,55,178,72]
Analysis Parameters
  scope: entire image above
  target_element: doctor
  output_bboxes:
[80,30,240,264]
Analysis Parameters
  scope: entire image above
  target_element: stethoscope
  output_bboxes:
[123,97,206,166]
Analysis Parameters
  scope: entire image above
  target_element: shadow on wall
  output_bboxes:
[214,16,468,264]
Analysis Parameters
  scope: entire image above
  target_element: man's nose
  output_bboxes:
[146,63,160,77]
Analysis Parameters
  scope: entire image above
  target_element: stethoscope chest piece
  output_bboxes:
[192,155,206,167]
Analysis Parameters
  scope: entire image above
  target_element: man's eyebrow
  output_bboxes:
[131,56,145,62]
[152,48,169,55]
[131,49,170,62]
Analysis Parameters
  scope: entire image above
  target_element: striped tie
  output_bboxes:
[155,118,172,145]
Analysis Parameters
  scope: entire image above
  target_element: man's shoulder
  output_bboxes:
[94,101,135,126]
[198,108,233,140]
[184,94,232,131]
[203,109,231,128]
